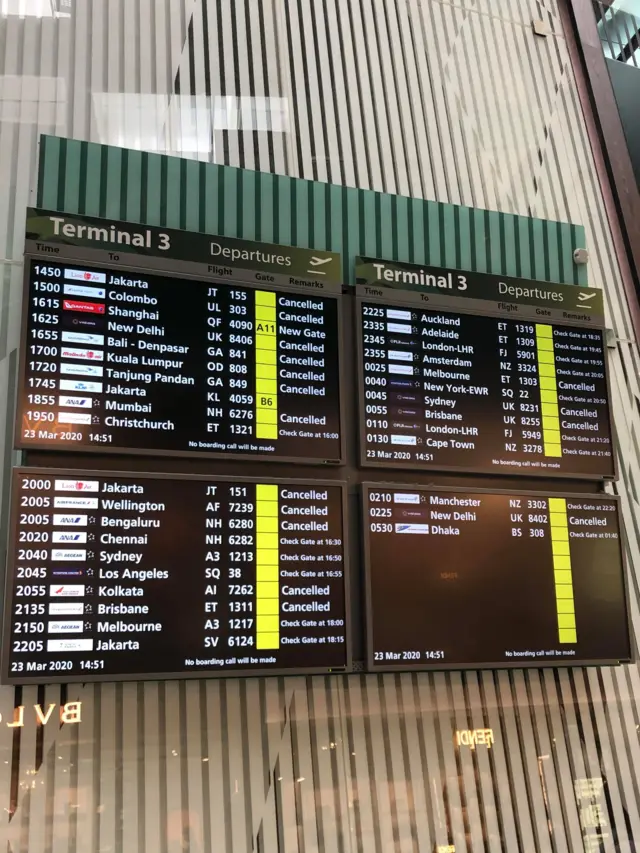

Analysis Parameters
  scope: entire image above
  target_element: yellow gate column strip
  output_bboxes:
[256,484,280,649]
[255,291,278,440]
[548,497,576,644]
[535,324,562,458]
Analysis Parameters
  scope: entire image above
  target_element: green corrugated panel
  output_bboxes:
[427,205,441,269]
[409,198,424,265]
[36,135,587,286]
[277,176,291,247]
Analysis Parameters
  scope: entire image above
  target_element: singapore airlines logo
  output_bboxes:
[307,256,333,275]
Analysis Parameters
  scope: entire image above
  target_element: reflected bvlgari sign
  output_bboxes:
[1,702,81,727]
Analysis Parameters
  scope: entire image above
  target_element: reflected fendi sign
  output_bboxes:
[25,208,342,287]
[455,728,495,749]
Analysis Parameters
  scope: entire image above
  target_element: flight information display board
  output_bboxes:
[357,297,615,478]
[363,484,630,670]
[3,469,349,683]
[17,257,343,463]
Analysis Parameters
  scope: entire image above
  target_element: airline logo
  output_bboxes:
[387,308,412,321]
[63,299,106,315]
[395,523,429,534]
[387,322,412,335]
[54,496,98,509]
[388,363,414,375]
[51,549,86,561]
[62,314,105,332]
[390,435,417,446]
[59,379,102,394]
[58,395,92,409]
[58,412,92,425]
[52,569,84,577]
[52,531,87,543]
[64,269,106,284]
[48,621,84,633]
[388,350,413,362]
[55,479,99,492]
[62,331,104,346]
[49,584,85,597]
[47,639,94,652]
[60,362,103,377]
[53,514,88,526]
[389,379,416,389]
[49,602,84,615]
[393,493,421,504]
[60,346,104,361]
[64,284,106,299]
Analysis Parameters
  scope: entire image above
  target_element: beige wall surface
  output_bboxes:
[0,1,639,851]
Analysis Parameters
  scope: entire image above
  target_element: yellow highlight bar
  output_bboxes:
[256,599,279,615]
[256,348,277,364]
[538,362,556,378]
[257,548,279,565]
[257,581,279,598]
[256,363,277,380]
[536,324,553,337]
[558,614,576,630]
[540,389,558,404]
[256,379,277,395]
[255,306,276,322]
[536,348,555,363]
[542,415,560,429]
[257,614,279,632]
[256,408,277,425]
[256,336,276,351]
[556,599,575,614]
[550,525,569,541]
[559,628,577,644]
[554,569,573,584]
[256,532,278,549]
[536,338,554,353]
[256,632,279,650]
[544,431,561,446]
[256,566,279,583]
[255,290,276,307]
[256,425,278,439]
[257,516,279,533]
[550,512,568,529]
[257,394,277,409]
[256,321,276,336]
[552,541,570,557]
[548,498,567,512]
[256,500,278,517]
[555,583,574,599]
[545,444,562,457]
[257,484,279,501]
[540,376,557,391]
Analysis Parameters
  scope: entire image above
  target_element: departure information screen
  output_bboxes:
[3,469,348,683]
[17,258,343,463]
[358,299,615,478]
[363,485,630,669]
